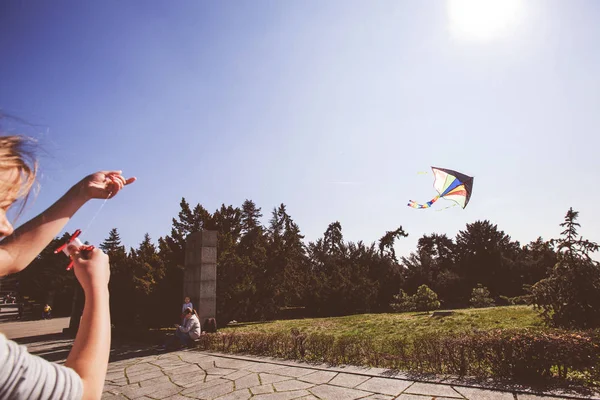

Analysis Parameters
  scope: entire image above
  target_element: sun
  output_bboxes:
[447,0,524,41]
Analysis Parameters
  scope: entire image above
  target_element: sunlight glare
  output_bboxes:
[447,0,524,41]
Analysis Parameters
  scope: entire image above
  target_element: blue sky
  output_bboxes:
[1,1,599,256]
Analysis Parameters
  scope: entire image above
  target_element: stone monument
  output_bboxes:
[184,230,217,326]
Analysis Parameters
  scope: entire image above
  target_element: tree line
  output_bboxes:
[16,198,600,329]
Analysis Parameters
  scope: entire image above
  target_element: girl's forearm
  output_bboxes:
[65,287,111,400]
[0,184,87,275]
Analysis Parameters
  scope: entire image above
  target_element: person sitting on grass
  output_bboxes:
[0,134,136,400]
[159,307,201,350]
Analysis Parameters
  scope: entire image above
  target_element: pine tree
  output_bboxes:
[131,233,164,296]
[100,228,133,327]
[234,200,268,321]
[378,226,408,262]
[469,284,495,308]
[263,204,308,316]
[129,234,165,326]
[241,199,262,235]
[323,221,343,255]
[530,208,600,328]
[390,289,416,312]
[100,228,125,253]
[414,285,441,313]
[212,204,243,323]
[100,228,129,275]
[454,220,520,303]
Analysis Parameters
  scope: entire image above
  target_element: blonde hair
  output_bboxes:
[0,135,38,214]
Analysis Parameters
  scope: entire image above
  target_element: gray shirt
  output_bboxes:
[0,333,83,400]
[179,314,201,339]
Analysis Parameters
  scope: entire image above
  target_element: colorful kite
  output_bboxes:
[408,167,473,210]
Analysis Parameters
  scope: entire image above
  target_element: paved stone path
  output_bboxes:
[2,318,599,400]
[0,315,69,339]
[100,350,596,400]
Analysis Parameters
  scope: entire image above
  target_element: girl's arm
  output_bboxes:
[64,246,111,400]
[0,171,134,276]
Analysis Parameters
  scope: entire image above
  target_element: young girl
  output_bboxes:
[182,296,193,314]
[0,135,135,400]
[181,295,193,324]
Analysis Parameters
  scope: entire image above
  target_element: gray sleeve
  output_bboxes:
[0,333,83,400]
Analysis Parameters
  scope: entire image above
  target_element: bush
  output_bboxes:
[390,285,440,313]
[470,284,495,308]
[194,328,600,385]
[414,285,441,312]
[390,289,416,312]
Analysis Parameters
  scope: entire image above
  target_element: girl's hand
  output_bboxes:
[68,245,110,294]
[78,171,136,201]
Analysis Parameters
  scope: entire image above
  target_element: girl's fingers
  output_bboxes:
[107,177,124,192]
[109,174,127,186]
[100,170,122,176]
[106,175,125,188]
[90,171,135,198]
[67,244,81,259]
[112,179,124,191]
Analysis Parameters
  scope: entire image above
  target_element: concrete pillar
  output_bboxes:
[184,230,217,326]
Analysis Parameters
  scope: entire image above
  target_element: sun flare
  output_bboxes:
[447,0,524,41]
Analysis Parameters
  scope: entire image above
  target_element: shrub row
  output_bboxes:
[194,328,600,385]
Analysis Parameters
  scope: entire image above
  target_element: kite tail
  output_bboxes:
[407,195,440,209]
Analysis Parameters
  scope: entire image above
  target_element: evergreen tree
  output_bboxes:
[390,284,440,313]
[100,228,133,327]
[241,199,262,235]
[264,204,307,314]
[129,234,165,327]
[414,284,441,312]
[469,284,495,308]
[390,289,416,312]
[454,221,520,303]
[530,208,600,328]
[323,221,343,255]
[212,204,243,323]
[152,235,184,326]
[378,226,408,262]
[234,199,268,320]
[131,234,164,296]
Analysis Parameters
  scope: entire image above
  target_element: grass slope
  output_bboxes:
[222,305,545,341]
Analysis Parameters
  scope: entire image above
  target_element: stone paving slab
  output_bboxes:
[357,377,414,396]
[298,370,337,384]
[329,372,371,388]
[273,379,315,392]
[404,382,463,398]
[396,395,459,400]
[454,386,516,400]
[259,373,292,385]
[309,383,372,399]
[250,384,275,395]
[252,390,310,400]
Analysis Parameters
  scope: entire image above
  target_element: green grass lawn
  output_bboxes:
[221,305,545,342]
